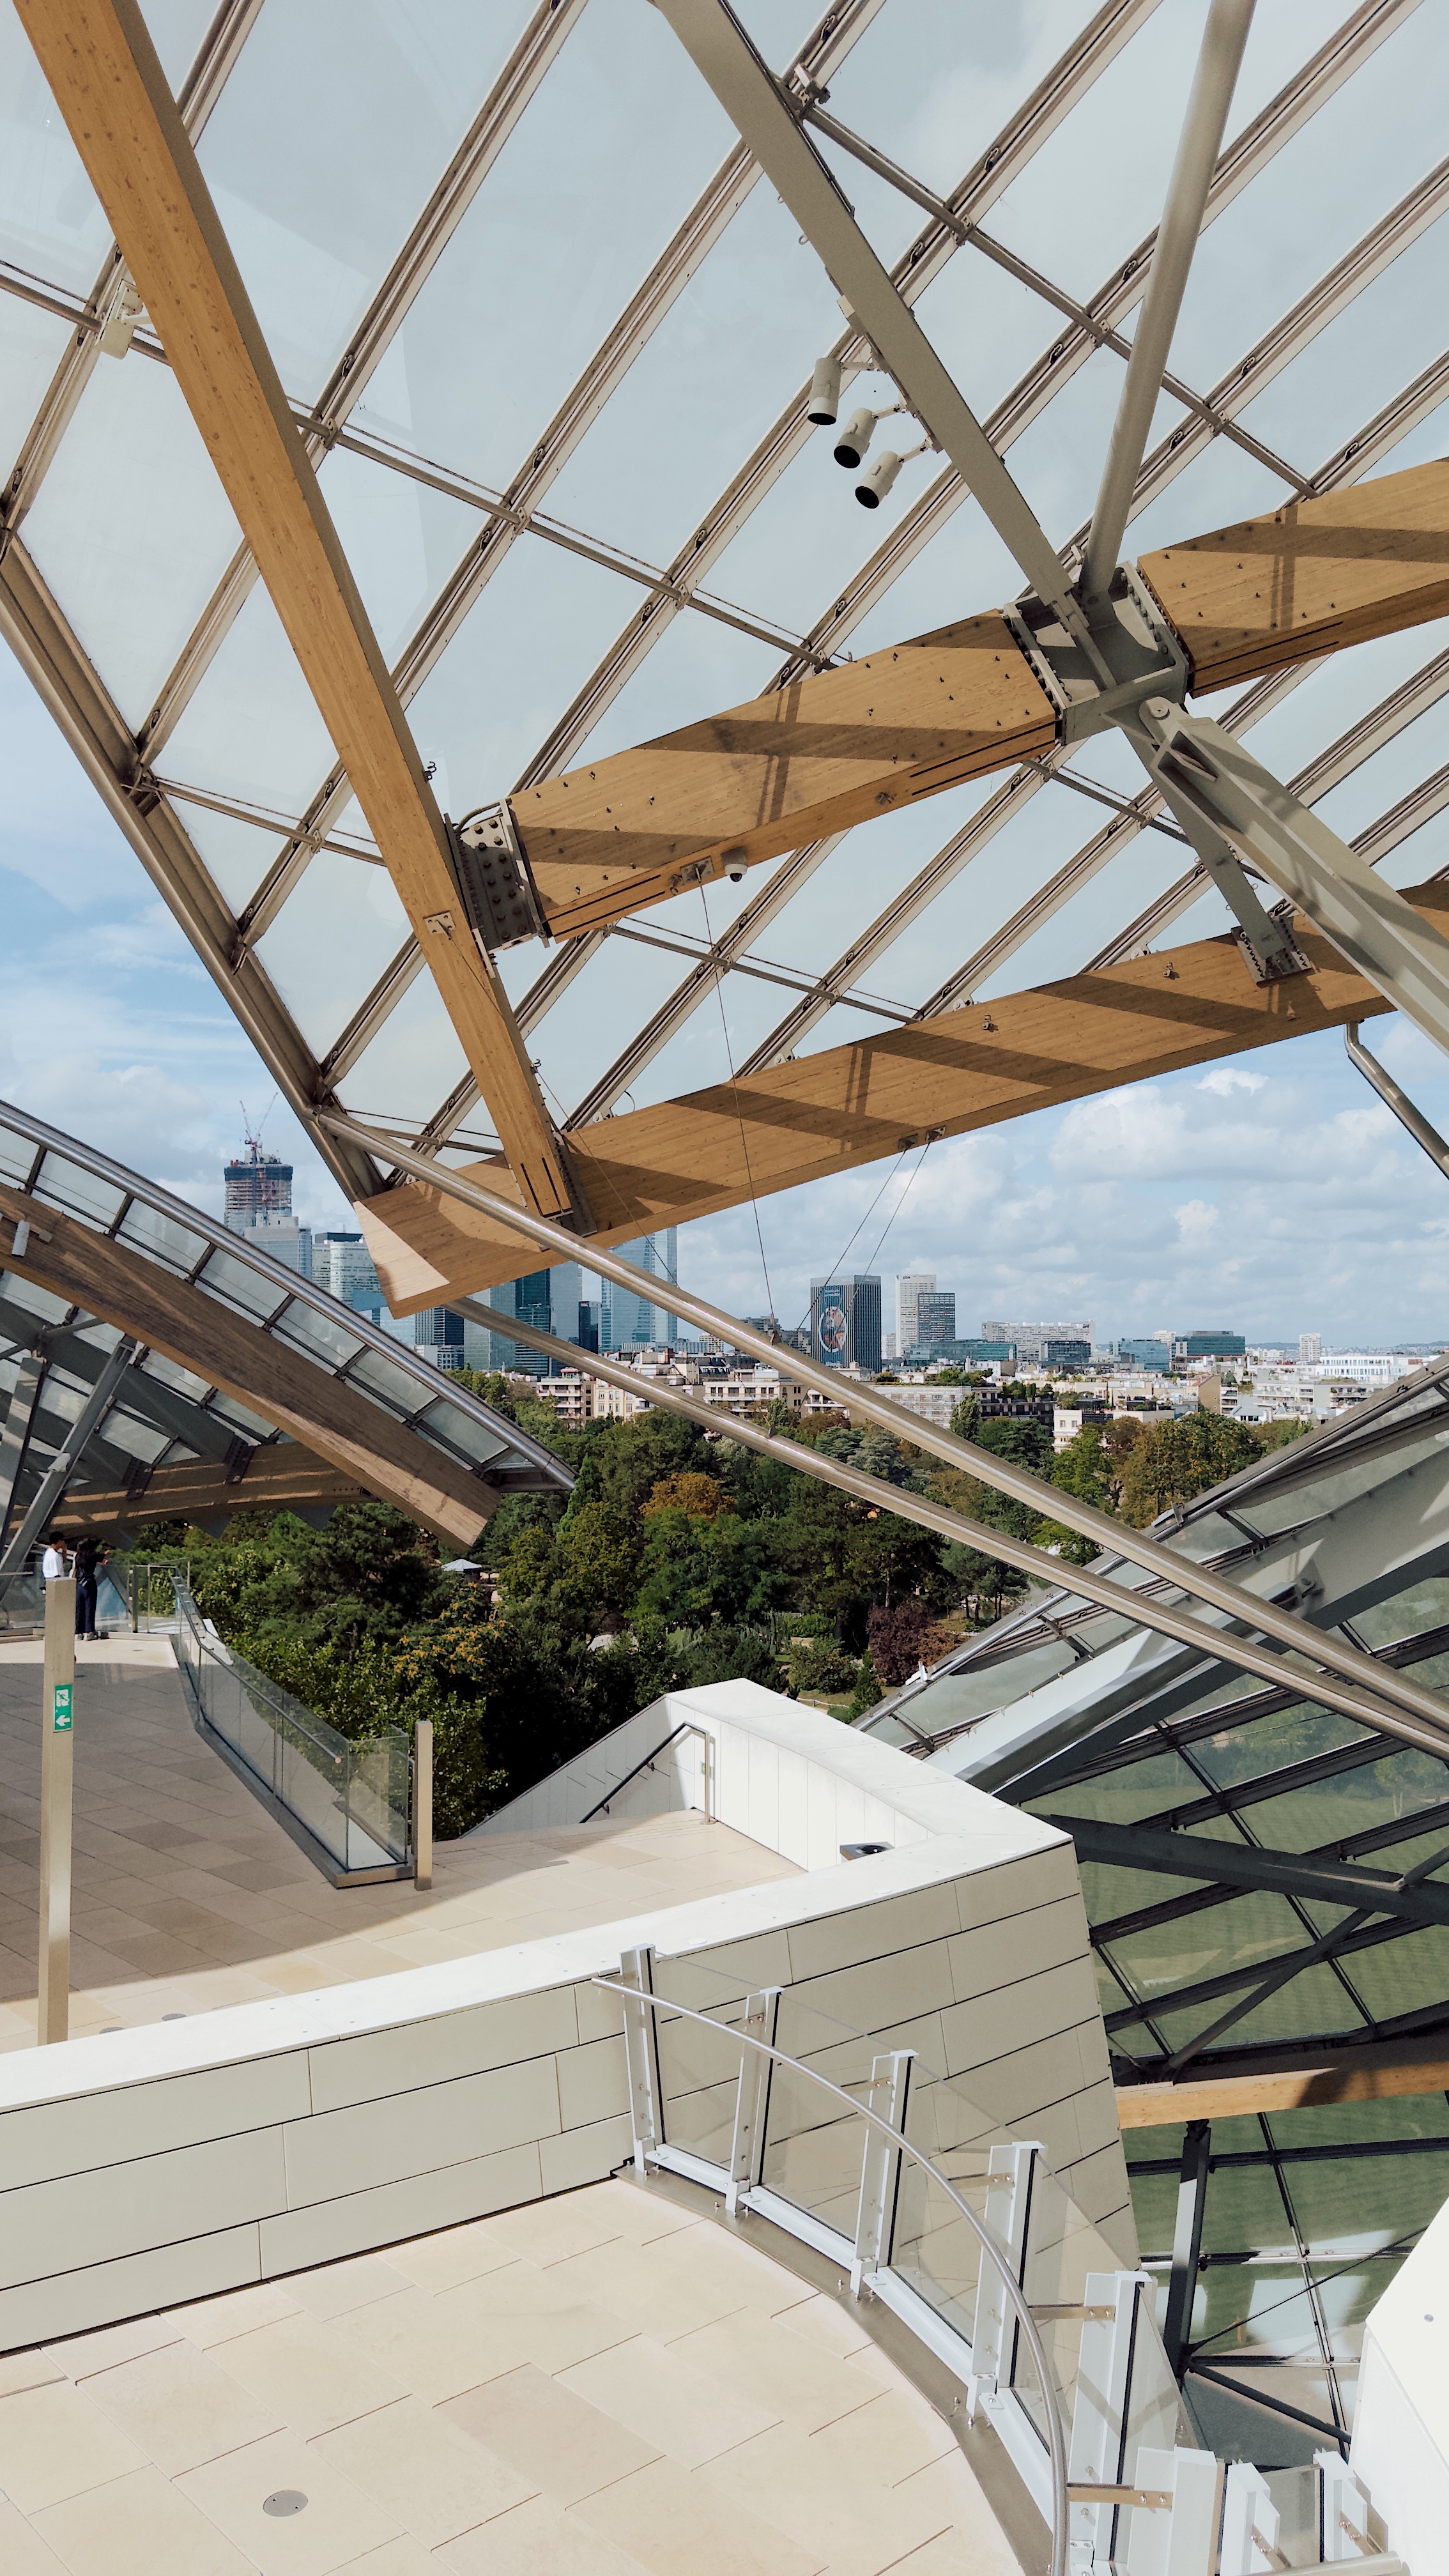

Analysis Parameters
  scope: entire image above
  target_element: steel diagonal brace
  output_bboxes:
[1135,706,1449,1053]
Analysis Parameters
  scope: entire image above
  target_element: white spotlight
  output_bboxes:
[833,406,875,469]
[855,448,904,509]
[806,355,841,425]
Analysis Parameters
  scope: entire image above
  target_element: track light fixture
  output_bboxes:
[855,434,933,509]
[806,355,841,424]
[832,401,905,470]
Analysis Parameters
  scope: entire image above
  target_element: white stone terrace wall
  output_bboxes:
[1353,2184,1449,2570]
[0,1685,1135,2350]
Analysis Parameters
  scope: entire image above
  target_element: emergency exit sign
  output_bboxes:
[52,1683,72,1732]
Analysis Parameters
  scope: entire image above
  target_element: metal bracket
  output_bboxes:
[618,1944,663,2175]
[1002,562,1190,747]
[1346,1019,1449,1178]
[443,802,551,952]
[850,2050,913,2295]
[725,1987,781,2215]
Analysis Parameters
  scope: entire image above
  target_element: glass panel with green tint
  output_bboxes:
[1152,1961,1367,2055]
[1029,1750,1202,1827]
[1344,1923,1449,2025]
[1353,1575,1449,1647]
[1105,1891,1311,2013]
[1183,1702,1368,1795]
[1246,1744,1449,1853]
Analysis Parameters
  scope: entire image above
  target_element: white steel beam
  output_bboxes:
[639,3,1087,639]
[1140,706,1449,1055]
[1080,0,1255,614]
[326,1112,1449,1756]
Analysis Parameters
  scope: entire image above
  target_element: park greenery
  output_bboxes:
[122,1377,1306,1837]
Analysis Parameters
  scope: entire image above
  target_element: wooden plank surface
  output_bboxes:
[1140,455,1449,695]
[0,1186,496,1545]
[358,889,1441,1315]
[17,0,578,1221]
[514,613,1056,937]
[1117,2043,1449,2128]
[53,1450,367,1536]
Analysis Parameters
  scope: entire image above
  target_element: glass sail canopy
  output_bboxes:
[3,0,1448,1192]
[855,1364,1449,2449]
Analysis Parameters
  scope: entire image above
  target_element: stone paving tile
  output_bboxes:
[13,2182,1024,2574]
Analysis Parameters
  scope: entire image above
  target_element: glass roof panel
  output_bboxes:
[162,581,337,816]
[347,0,734,494]
[314,443,480,675]
[254,852,411,1061]
[115,1201,208,1276]
[192,2,532,404]
[0,4,109,290]
[21,355,244,730]
[0,298,70,489]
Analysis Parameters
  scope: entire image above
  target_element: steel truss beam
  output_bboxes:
[0,1335,139,1575]
[1051,1814,1449,1931]
[0,1347,48,1547]
[1141,707,1449,1056]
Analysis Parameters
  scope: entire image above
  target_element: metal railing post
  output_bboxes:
[1129,2447,1224,2574]
[970,2140,1041,2400]
[594,1975,1071,2576]
[850,2050,913,2295]
[38,1573,75,2045]
[618,1945,663,2173]
[1221,2461,1280,2575]
[724,1988,780,2214]
[1067,2269,1153,2573]
[413,1717,433,1890]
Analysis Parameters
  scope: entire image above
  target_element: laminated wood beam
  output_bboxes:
[15,0,580,1224]
[52,1449,368,1535]
[513,613,1057,939]
[1116,2035,1449,2128]
[357,885,1446,1316]
[1140,453,1449,696]
[0,1184,497,1545]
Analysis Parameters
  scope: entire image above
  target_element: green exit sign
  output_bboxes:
[52,1684,72,1732]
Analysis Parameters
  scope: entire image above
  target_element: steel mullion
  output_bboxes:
[1258,2115,1352,2441]
[199,0,885,958]
[134,0,592,767]
[0,0,263,535]
[687,119,1446,1084]
[375,13,1162,1149]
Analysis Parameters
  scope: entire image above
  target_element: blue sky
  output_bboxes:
[8,628,1449,1354]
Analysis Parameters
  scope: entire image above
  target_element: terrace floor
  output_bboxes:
[0,1637,798,2050]
[0,2175,1023,2575]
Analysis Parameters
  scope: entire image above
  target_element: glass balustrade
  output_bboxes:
[171,1579,410,1875]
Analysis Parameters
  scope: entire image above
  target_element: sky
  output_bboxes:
[4,0,1449,1356]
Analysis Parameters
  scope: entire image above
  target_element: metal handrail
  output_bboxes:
[579,1721,714,1825]
[594,1974,1070,2576]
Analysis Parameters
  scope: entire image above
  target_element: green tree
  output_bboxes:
[1118,1412,1262,1526]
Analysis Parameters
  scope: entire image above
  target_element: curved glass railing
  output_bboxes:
[171,1579,410,1878]
[603,1941,1203,2576]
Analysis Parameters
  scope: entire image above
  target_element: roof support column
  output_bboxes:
[1161,2119,1210,2380]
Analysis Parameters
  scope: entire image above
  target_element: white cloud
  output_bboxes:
[1199,1066,1266,1096]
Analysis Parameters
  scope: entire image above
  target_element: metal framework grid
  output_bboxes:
[6,0,1449,2441]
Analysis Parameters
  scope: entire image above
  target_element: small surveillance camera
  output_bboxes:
[806,355,841,425]
[723,847,747,882]
[833,405,875,470]
[856,448,903,509]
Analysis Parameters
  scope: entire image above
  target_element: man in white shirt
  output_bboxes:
[42,1537,68,1583]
